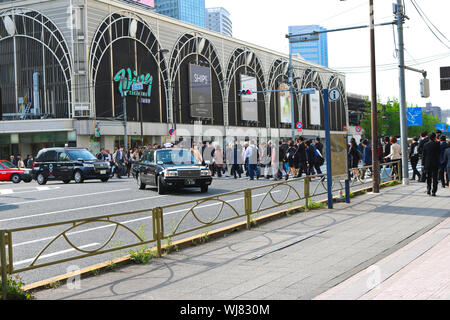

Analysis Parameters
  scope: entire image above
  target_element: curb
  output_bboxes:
[24,179,400,293]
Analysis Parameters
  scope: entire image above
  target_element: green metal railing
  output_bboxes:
[0,160,401,299]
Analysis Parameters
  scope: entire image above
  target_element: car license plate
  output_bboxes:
[185,179,195,185]
[100,170,106,175]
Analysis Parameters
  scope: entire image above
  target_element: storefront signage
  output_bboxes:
[114,68,153,98]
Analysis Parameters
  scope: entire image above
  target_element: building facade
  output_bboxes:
[422,102,442,122]
[288,25,328,68]
[155,0,205,28]
[0,0,347,159]
[205,7,232,37]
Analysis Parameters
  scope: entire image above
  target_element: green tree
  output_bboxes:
[359,98,439,139]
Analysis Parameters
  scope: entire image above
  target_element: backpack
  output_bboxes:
[313,146,325,166]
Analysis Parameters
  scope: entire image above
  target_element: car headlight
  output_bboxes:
[84,163,95,168]
[201,169,211,176]
[164,170,178,177]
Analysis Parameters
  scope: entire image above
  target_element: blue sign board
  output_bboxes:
[406,107,423,127]
[435,123,446,132]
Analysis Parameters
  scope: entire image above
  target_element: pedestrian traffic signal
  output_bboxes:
[239,89,252,96]
[95,126,100,138]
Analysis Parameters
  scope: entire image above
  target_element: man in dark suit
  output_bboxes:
[294,137,307,177]
[409,137,421,181]
[382,136,391,163]
[115,146,127,178]
[418,131,429,182]
[422,132,441,196]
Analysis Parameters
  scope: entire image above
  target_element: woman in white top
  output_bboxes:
[385,136,402,160]
[385,136,402,178]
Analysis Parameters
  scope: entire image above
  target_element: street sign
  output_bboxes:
[132,83,144,91]
[169,129,175,136]
[287,33,320,43]
[296,121,303,130]
[299,88,316,95]
[329,88,341,102]
[407,107,423,127]
[355,126,362,133]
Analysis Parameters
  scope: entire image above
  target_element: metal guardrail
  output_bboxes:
[0,161,401,299]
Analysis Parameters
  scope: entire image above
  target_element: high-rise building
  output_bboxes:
[205,7,232,37]
[288,25,328,67]
[155,0,205,28]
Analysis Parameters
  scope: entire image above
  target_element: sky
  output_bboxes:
[205,0,450,112]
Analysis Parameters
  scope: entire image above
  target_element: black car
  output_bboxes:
[32,147,111,185]
[132,148,212,194]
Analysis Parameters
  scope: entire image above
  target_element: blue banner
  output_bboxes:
[435,123,446,132]
[406,107,423,127]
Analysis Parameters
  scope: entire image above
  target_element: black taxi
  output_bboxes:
[132,148,212,194]
[32,147,111,184]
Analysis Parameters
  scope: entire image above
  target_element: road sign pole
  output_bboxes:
[323,89,333,209]
[289,50,295,141]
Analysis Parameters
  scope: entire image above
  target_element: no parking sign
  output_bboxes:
[355,126,362,133]
[169,129,175,136]
[296,121,303,130]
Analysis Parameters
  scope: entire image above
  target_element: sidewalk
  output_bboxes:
[34,182,450,300]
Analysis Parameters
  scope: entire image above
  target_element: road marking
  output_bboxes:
[12,190,282,248]
[13,243,100,266]
[0,188,131,208]
[0,195,166,223]
[0,186,60,195]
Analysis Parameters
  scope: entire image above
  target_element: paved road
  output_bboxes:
[1,160,410,285]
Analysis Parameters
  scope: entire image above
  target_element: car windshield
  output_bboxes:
[66,149,97,161]
[1,161,16,169]
[156,149,199,165]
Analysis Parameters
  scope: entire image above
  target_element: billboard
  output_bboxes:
[189,64,213,118]
[330,133,348,179]
[309,90,321,125]
[279,83,291,123]
[406,107,423,127]
[240,74,258,121]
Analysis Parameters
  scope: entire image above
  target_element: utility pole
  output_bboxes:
[369,0,380,193]
[395,0,409,185]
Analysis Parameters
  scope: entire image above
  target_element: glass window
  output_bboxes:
[66,149,96,161]
[156,149,198,165]
[58,152,70,162]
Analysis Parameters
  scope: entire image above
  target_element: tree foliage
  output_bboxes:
[359,98,440,139]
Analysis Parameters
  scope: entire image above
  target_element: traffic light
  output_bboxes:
[95,125,100,138]
[238,89,252,96]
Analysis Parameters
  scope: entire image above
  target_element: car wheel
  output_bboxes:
[157,176,167,195]
[11,174,21,184]
[74,171,84,183]
[200,185,209,193]
[137,174,146,190]
[101,177,109,183]
[37,173,47,185]
[63,179,71,184]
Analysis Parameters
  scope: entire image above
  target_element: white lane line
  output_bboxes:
[13,243,100,266]
[0,188,131,208]
[0,195,166,223]
[12,190,282,248]
[0,186,60,195]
